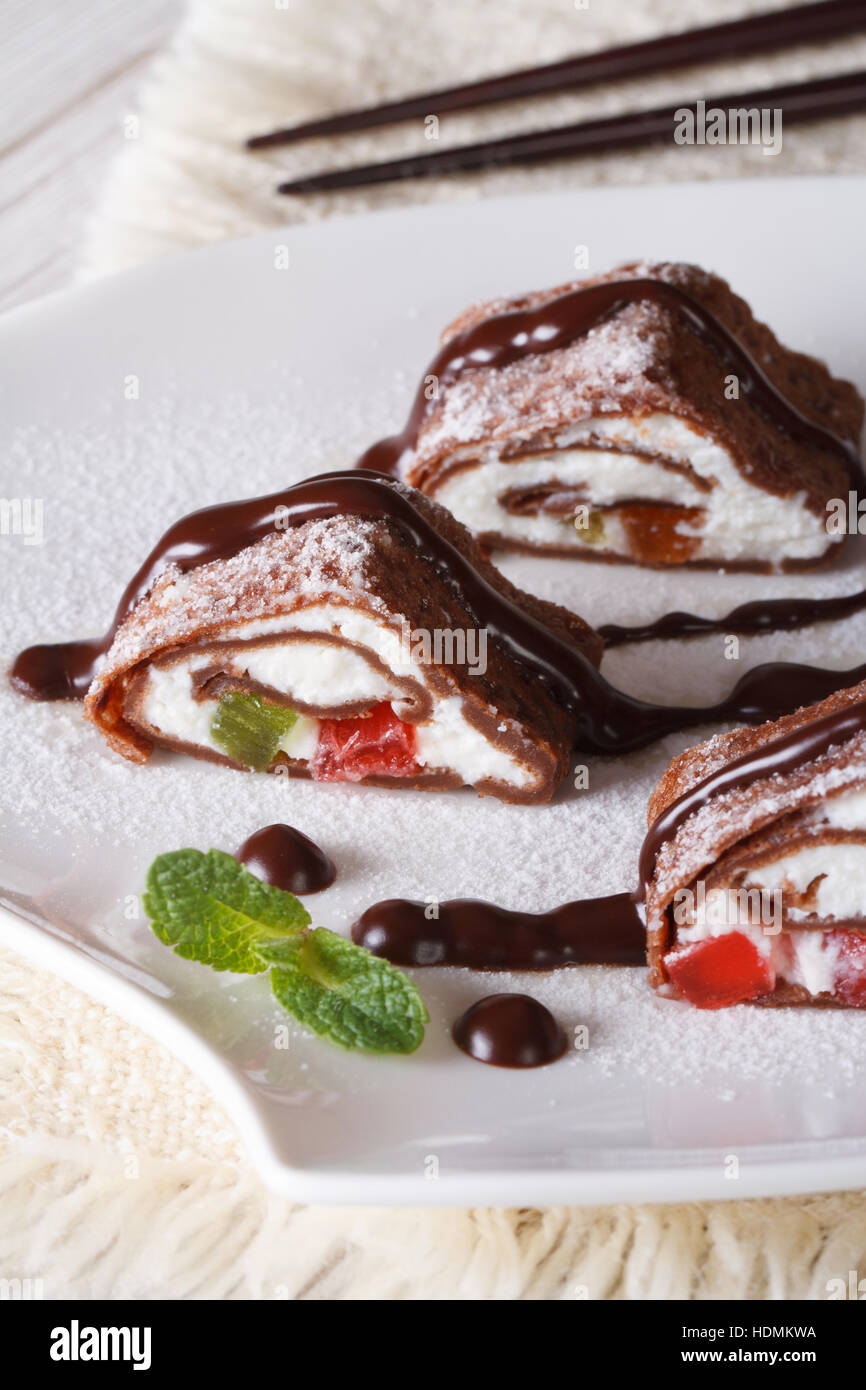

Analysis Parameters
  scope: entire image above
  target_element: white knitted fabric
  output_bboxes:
[5,0,866,1299]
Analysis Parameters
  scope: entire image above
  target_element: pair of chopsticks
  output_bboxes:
[245,0,866,195]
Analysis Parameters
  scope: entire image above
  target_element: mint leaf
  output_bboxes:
[143,848,310,973]
[268,928,428,1054]
[210,691,297,771]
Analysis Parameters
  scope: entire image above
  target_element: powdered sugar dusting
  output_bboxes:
[4,294,866,1142]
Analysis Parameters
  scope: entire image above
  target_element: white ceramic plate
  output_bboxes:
[3,177,866,1205]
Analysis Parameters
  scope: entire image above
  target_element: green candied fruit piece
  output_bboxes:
[210,692,298,771]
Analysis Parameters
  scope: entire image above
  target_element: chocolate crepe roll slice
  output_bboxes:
[401,262,862,571]
[85,487,601,804]
[645,680,866,1009]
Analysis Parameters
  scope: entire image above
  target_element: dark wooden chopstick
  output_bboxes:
[275,69,866,194]
[249,0,866,150]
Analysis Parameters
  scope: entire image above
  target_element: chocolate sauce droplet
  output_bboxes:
[236,823,336,895]
[9,637,107,702]
[452,994,567,1068]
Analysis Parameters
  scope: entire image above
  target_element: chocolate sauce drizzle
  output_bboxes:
[352,891,644,970]
[358,276,861,487]
[11,471,866,755]
[236,823,336,896]
[452,994,567,1068]
[600,586,866,648]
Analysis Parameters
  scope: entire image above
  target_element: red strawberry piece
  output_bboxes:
[827,929,866,1007]
[664,931,775,1009]
[313,702,418,782]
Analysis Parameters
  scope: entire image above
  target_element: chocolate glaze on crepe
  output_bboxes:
[13,483,866,976]
[359,276,861,486]
[639,692,866,890]
[9,268,866,986]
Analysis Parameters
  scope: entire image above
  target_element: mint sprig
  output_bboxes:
[143,849,427,1055]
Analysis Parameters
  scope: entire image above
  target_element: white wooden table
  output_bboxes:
[0,0,180,313]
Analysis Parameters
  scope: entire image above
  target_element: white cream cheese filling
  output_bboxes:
[413,696,528,785]
[135,606,534,788]
[429,413,833,565]
[744,844,866,924]
[742,785,866,925]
